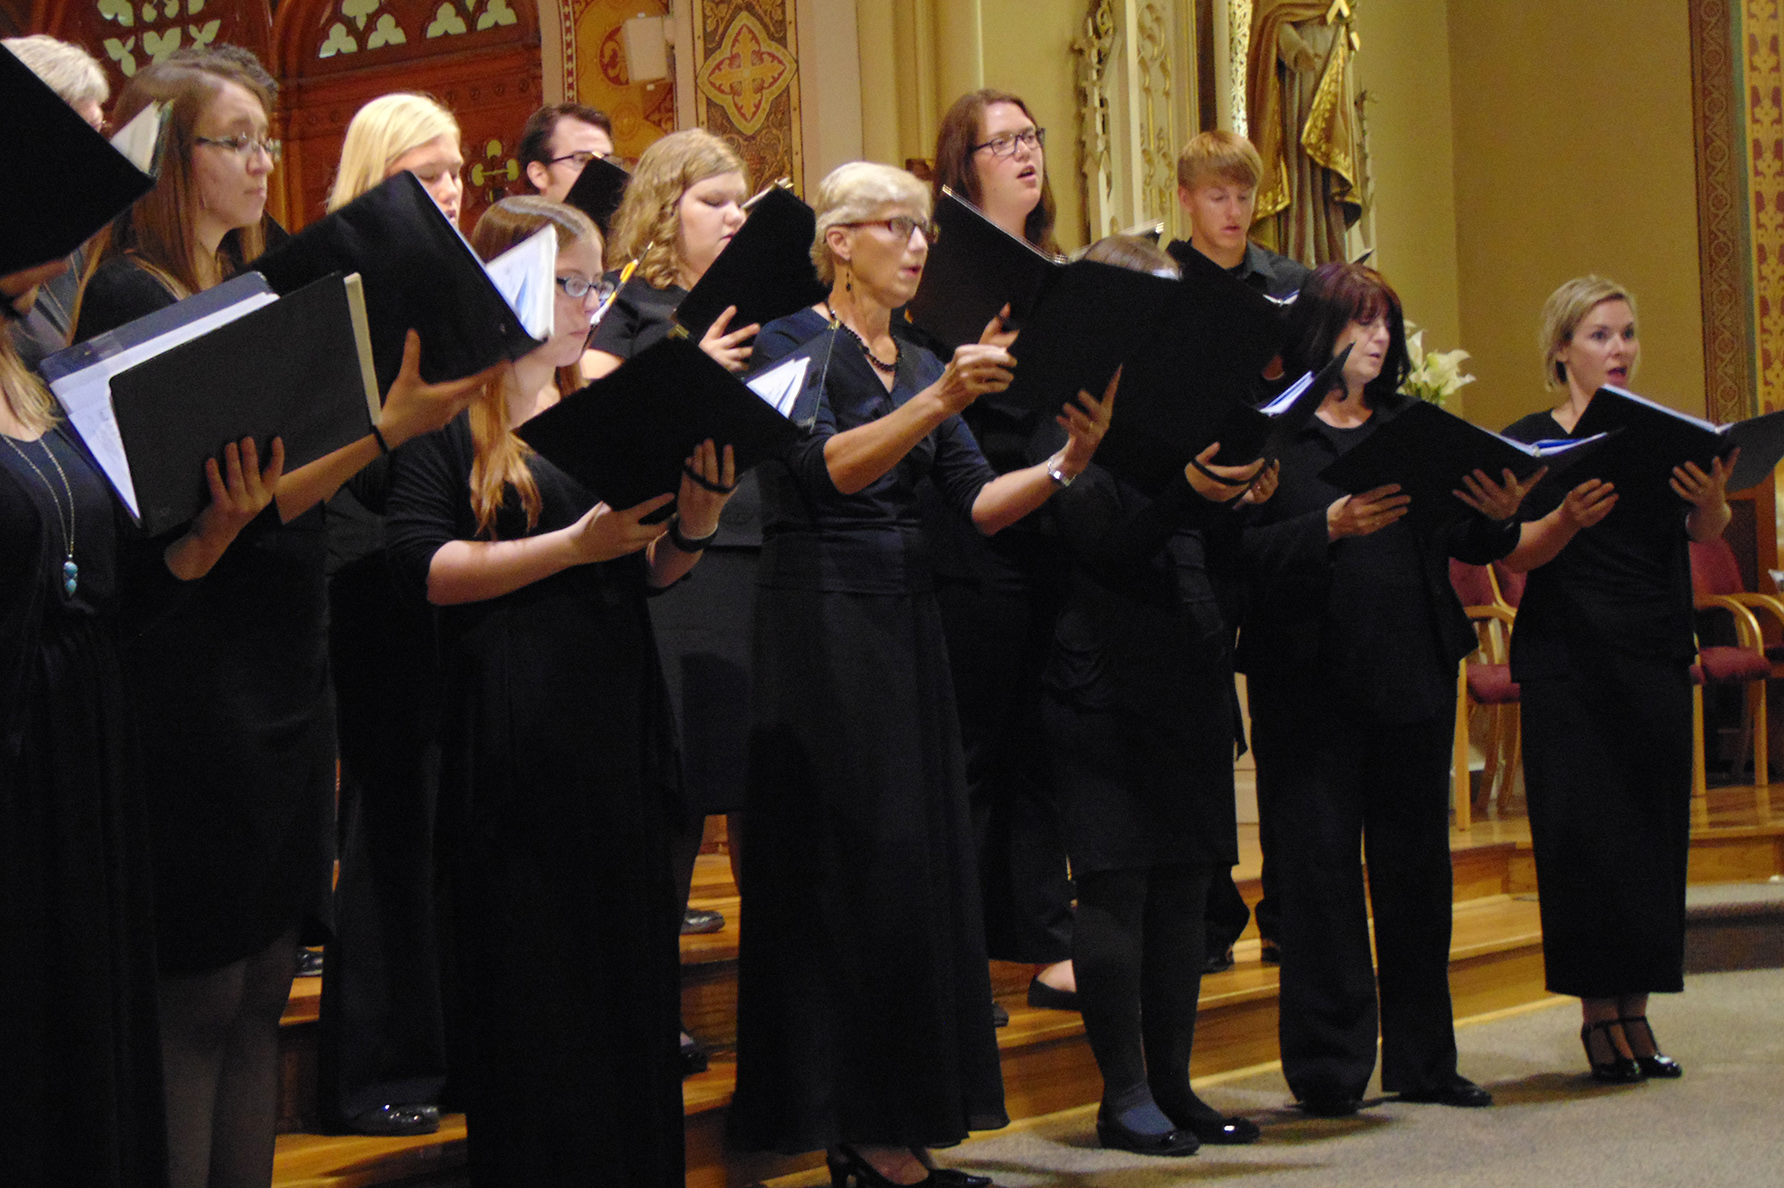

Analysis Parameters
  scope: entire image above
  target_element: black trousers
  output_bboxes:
[1250,691,1460,1101]
[935,539,1074,965]
[317,554,449,1120]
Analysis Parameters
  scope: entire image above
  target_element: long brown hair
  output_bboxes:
[932,89,1059,255]
[93,52,273,298]
[1282,262,1410,401]
[464,197,601,537]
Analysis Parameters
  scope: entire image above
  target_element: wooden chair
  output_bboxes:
[1688,537,1778,798]
[1450,561,1521,831]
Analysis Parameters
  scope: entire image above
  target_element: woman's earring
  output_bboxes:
[843,264,853,296]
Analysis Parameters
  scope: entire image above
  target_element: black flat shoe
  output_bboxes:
[1202,945,1236,974]
[345,1103,440,1136]
[680,1032,709,1077]
[1297,1094,1360,1118]
[1398,1077,1493,1107]
[1094,1106,1199,1156]
[1259,939,1282,965]
[682,907,725,935]
[927,1168,991,1187]
[1184,1112,1260,1143]
[297,948,324,977]
[1619,1016,1682,1078]
[1026,976,1079,1011]
[1581,1020,1643,1084]
[990,1000,1009,1028]
[826,1146,934,1187]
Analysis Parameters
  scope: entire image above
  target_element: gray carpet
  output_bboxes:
[926,970,1784,1188]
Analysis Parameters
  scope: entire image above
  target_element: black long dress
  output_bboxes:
[384,416,685,1187]
[0,426,169,1188]
[76,258,334,974]
[728,308,1008,1153]
[1503,410,1695,998]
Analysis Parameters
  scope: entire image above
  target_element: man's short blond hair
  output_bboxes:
[1176,129,1262,192]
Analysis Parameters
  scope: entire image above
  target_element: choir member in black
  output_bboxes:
[1239,262,1536,1117]
[728,161,1111,1188]
[586,126,761,1070]
[73,52,490,1188]
[3,36,108,370]
[1499,276,1725,1081]
[314,90,470,1139]
[384,196,735,1187]
[1168,130,1309,968]
[1043,235,1272,1157]
[1,254,275,1188]
[925,89,1079,1010]
[518,101,614,202]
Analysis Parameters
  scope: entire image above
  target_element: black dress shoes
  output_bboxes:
[1397,1077,1494,1107]
[1620,1015,1683,1078]
[1094,1107,1199,1156]
[1259,939,1282,965]
[681,1032,710,1077]
[990,1000,1010,1028]
[681,907,725,935]
[1181,1111,1261,1144]
[1202,945,1236,974]
[346,1103,440,1136]
[1297,1094,1360,1118]
[927,1168,992,1187]
[1026,976,1079,1011]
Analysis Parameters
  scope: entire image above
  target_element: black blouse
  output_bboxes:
[753,308,997,595]
[1239,395,1520,723]
[1502,410,1695,678]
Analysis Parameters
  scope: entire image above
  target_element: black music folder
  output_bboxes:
[1318,398,1616,527]
[990,258,1180,421]
[517,337,808,512]
[47,274,379,533]
[250,171,550,389]
[1089,245,1290,492]
[906,187,1061,351]
[562,154,631,238]
[674,186,827,341]
[1570,385,1784,499]
[2,45,160,273]
[1210,345,1353,466]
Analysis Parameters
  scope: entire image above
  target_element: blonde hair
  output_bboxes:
[463,197,601,538]
[1,329,58,435]
[1539,275,1638,390]
[1082,234,1178,277]
[4,35,107,111]
[1176,129,1263,192]
[810,161,931,286]
[329,93,459,212]
[606,129,744,288]
[92,53,273,299]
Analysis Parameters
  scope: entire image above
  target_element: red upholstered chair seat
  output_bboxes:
[1465,664,1520,704]
[1694,646,1774,684]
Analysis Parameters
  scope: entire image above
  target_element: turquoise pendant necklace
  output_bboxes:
[4,433,79,597]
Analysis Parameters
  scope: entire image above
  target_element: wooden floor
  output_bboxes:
[272,785,1784,1188]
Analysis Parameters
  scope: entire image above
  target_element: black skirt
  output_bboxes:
[1520,651,1693,997]
[728,584,1007,1153]
[647,548,756,817]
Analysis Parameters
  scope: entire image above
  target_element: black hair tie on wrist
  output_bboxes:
[668,514,717,553]
[681,463,736,495]
[370,423,392,455]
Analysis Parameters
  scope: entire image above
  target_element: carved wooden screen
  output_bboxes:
[29,0,274,98]
[272,0,542,232]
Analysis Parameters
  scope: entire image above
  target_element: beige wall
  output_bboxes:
[979,0,1086,252]
[1446,0,1705,431]
[1351,0,1463,387]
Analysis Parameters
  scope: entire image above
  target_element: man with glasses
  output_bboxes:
[519,103,616,203]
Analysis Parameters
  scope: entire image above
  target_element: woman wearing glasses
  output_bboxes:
[586,127,764,1073]
[923,90,1079,1013]
[386,196,733,1186]
[727,161,1112,1188]
[309,91,473,1139]
[74,54,489,1188]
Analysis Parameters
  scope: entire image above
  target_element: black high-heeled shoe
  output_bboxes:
[1580,1019,1643,1084]
[1619,1015,1683,1078]
[826,1145,935,1188]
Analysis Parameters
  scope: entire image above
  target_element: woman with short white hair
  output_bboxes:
[727,161,1113,1187]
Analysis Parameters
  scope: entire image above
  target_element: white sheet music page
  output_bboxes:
[746,355,810,418]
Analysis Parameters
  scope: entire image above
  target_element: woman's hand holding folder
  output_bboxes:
[934,310,1019,415]
[164,435,285,580]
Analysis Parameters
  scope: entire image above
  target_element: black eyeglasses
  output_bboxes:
[194,134,282,163]
[556,274,618,304]
[837,216,940,243]
[547,150,606,168]
[971,128,1044,159]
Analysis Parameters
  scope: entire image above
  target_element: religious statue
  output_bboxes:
[1247,0,1366,266]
